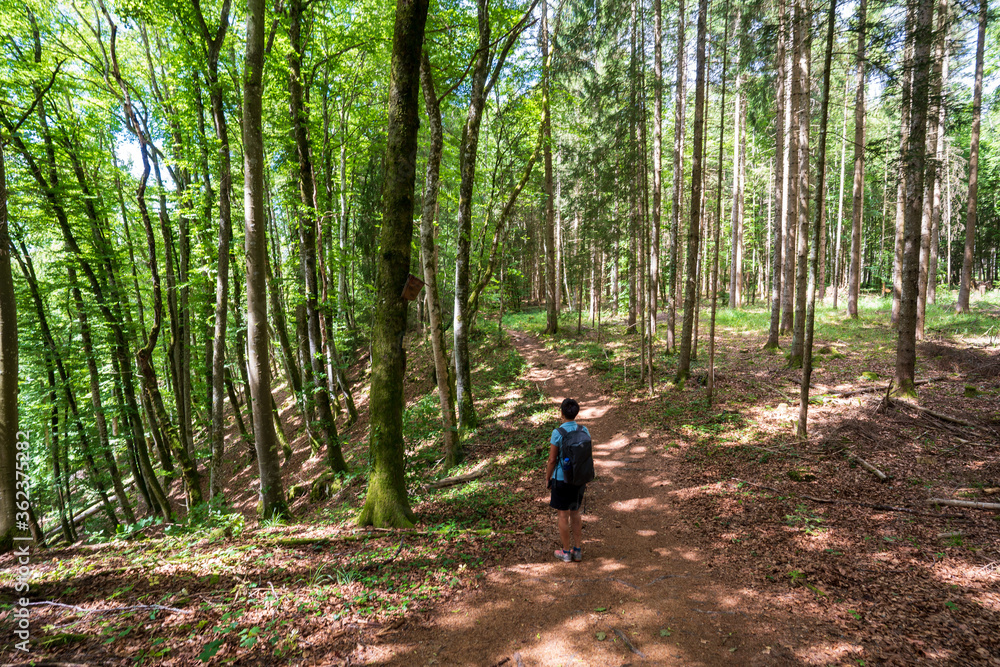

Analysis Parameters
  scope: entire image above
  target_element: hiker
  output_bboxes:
[545,397,595,562]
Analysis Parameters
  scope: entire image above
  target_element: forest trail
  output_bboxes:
[378,331,815,666]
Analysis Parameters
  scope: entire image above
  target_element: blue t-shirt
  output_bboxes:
[550,421,590,482]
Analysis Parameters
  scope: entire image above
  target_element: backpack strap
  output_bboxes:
[556,426,569,466]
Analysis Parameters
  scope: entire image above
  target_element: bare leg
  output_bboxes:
[570,509,582,548]
[557,509,571,550]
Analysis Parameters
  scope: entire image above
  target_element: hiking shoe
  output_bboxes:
[571,547,582,562]
[554,549,572,562]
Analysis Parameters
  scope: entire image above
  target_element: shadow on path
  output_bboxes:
[372,331,830,666]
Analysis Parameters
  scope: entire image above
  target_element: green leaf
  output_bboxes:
[660,628,671,637]
[198,638,224,662]
[594,606,607,612]
[595,632,606,641]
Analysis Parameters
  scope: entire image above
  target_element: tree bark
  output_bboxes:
[788,0,811,369]
[928,46,948,305]
[70,269,135,524]
[847,0,867,318]
[419,51,460,470]
[652,0,663,339]
[956,0,986,313]
[780,0,797,336]
[896,0,935,395]
[832,75,850,309]
[542,0,558,335]
[892,23,916,325]
[0,143,17,551]
[709,0,731,406]
[799,0,838,438]
[244,0,289,519]
[357,0,429,528]
[766,0,788,350]
[916,0,947,340]
[454,0,492,433]
[676,0,709,384]
[668,0,686,354]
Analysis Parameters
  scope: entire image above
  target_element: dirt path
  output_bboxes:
[377,331,815,666]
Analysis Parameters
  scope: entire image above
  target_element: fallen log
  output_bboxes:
[926,498,1000,511]
[428,465,490,489]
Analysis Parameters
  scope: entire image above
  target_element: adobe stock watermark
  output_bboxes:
[12,429,33,652]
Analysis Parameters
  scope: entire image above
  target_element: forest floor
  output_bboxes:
[2,294,999,666]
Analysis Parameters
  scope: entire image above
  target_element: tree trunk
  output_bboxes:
[916,0,947,340]
[729,8,744,310]
[832,75,850,309]
[668,0,686,354]
[956,0,985,313]
[799,0,837,438]
[454,0,492,433]
[788,0,811,368]
[70,269,135,524]
[676,0,709,383]
[709,1,731,406]
[244,0,289,520]
[892,22,916,325]
[542,0,558,335]
[652,0,663,340]
[419,51,461,470]
[929,47,948,305]
[780,0,797,336]
[766,0,788,350]
[896,0,935,394]
[0,143,17,551]
[357,0,429,528]
[847,0,867,318]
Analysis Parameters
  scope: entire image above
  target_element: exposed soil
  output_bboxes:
[373,331,819,666]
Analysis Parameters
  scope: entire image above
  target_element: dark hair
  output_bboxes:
[561,398,580,420]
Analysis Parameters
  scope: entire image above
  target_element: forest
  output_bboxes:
[0,0,998,663]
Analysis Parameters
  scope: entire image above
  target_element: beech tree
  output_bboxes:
[357,0,430,528]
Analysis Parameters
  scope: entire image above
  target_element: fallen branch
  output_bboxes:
[849,454,890,482]
[25,601,191,615]
[730,479,969,519]
[901,404,983,430]
[835,375,951,399]
[428,465,490,490]
[613,628,647,658]
[926,498,1000,511]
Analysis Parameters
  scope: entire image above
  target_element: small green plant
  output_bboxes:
[785,504,826,535]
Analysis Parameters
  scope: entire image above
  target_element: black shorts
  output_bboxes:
[550,480,585,511]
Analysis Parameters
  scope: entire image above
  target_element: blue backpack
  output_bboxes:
[557,426,596,486]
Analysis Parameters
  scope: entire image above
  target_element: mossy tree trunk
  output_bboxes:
[356,0,429,528]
